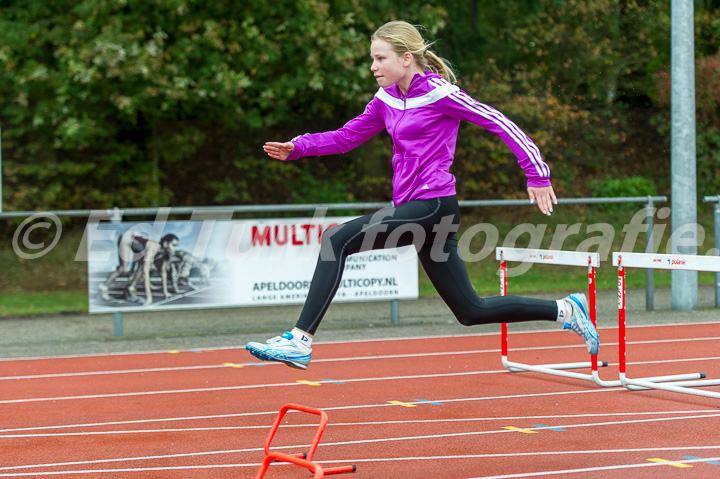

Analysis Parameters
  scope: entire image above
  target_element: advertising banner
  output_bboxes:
[87,217,419,313]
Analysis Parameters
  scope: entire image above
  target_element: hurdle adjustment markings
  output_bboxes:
[682,455,720,465]
[501,425,566,434]
[223,363,245,369]
[222,362,269,368]
[647,458,693,468]
[295,379,345,386]
[531,424,567,431]
[386,399,444,407]
[296,380,324,386]
[501,426,538,434]
[322,379,345,384]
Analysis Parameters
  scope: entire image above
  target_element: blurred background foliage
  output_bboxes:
[1,0,719,212]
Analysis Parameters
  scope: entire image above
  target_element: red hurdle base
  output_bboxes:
[254,403,356,479]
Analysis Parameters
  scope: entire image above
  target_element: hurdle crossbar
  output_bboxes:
[496,248,619,387]
[613,252,720,399]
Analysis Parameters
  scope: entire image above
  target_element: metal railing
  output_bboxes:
[2,196,675,333]
[0,195,669,219]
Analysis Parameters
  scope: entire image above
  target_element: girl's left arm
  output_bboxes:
[440,89,556,214]
[284,98,386,161]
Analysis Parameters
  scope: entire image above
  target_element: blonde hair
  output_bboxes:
[371,20,457,84]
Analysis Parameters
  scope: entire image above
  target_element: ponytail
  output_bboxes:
[422,49,457,84]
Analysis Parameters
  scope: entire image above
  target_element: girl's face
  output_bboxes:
[370,39,410,90]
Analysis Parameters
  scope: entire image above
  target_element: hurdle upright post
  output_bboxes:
[499,255,508,361]
[613,252,720,399]
[588,256,599,374]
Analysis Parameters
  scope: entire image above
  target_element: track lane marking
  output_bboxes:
[0,320,717,364]
[2,350,720,383]
[2,453,720,477]
[3,413,720,472]
[4,347,720,404]
[0,369,515,404]
[462,455,720,478]
[3,408,718,435]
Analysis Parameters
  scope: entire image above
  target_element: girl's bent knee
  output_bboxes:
[454,313,478,327]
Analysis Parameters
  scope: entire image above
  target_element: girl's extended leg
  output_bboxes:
[246,197,452,368]
[246,196,599,369]
[294,197,449,335]
[417,226,598,355]
[417,234,558,325]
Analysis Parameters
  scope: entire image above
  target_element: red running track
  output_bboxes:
[1,322,719,478]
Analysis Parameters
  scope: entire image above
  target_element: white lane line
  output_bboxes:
[0,319,717,364]
[0,464,256,477]
[3,346,720,405]
[0,426,272,438]
[462,455,720,478]
[327,448,720,464]
[4,409,720,438]
[3,336,720,382]
[0,410,279,433]
[2,413,720,473]
[0,369,514,404]
[4,407,718,435]
[3,451,720,477]
[0,364,242,381]
[0,348,505,381]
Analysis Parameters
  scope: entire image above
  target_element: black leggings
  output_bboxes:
[295,196,557,335]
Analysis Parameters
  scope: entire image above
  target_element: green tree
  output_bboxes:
[1,0,716,210]
[653,48,720,195]
[0,0,452,209]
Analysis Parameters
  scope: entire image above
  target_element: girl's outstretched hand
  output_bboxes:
[263,142,295,161]
[527,185,558,216]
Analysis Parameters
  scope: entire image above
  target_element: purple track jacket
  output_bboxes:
[286,72,551,206]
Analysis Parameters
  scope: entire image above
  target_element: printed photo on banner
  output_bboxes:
[86,217,419,313]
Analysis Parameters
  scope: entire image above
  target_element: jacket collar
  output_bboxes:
[385,71,437,99]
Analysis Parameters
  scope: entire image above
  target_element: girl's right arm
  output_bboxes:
[263,142,295,161]
[265,97,385,161]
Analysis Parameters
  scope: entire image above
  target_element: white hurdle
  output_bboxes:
[496,248,619,387]
[613,252,720,399]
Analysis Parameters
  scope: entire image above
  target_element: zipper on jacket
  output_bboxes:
[394,73,423,158]
[395,95,408,158]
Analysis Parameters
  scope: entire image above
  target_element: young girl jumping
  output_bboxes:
[246,20,598,369]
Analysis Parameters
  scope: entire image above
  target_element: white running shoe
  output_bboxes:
[563,293,600,355]
[246,332,312,370]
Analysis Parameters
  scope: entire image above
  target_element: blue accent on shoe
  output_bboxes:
[245,332,312,370]
[564,293,600,355]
